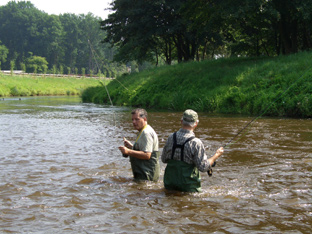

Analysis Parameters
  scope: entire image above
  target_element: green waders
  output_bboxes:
[163,132,202,192]
[130,151,160,182]
[164,160,201,192]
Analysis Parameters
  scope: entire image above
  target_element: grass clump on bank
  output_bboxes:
[0,75,104,97]
[82,51,312,118]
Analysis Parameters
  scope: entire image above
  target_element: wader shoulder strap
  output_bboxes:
[171,132,195,162]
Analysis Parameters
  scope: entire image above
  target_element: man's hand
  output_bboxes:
[119,146,130,155]
[208,147,224,166]
[123,137,133,148]
[118,145,151,160]
[216,147,224,157]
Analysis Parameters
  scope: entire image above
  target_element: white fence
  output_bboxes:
[0,70,113,79]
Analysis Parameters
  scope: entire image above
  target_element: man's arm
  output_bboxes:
[118,146,151,160]
[161,137,171,163]
[193,141,223,172]
[208,147,224,166]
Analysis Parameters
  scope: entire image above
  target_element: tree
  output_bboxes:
[215,0,276,57]
[0,1,63,69]
[0,41,9,64]
[0,2,123,74]
[10,60,15,75]
[101,0,159,64]
[0,1,35,68]
[26,55,48,73]
[218,0,312,56]
[1,0,311,74]
[59,14,80,70]
[76,13,108,74]
[102,0,312,63]
[102,0,213,64]
[100,0,235,63]
[270,0,312,54]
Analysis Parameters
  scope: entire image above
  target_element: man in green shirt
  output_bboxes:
[118,108,160,181]
[161,109,224,192]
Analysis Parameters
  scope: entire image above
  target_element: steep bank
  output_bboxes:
[82,51,312,117]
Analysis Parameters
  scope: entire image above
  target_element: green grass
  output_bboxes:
[0,74,105,97]
[83,51,311,117]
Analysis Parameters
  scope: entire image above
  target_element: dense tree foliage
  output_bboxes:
[0,41,9,64]
[101,0,312,64]
[0,1,124,76]
[1,0,311,72]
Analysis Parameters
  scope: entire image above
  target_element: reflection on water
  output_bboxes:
[0,96,311,233]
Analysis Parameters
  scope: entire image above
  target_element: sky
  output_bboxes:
[0,0,113,19]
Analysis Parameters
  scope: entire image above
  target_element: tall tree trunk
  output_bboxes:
[274,30,281,56]
[173,35,183,63]
[302,25,312,50]
[202,41,207,60]
[278,16,292,54]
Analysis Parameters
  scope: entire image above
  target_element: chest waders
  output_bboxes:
[164,132,202,192]
[130,148,160,182]
[129,125,160,182]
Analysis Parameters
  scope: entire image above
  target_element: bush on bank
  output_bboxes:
[83,51,311,118]
[0,75,102,97]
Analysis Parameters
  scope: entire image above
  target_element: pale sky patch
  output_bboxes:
[0,0,113,19]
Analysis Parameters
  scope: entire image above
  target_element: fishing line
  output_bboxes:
[223,64,312,149]
[88,40,128,91]
[88,39,113,106]
[114,78,129,90]
[98,79,113,106]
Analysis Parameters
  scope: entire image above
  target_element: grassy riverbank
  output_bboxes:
[82,51,312,117]
[0,74,104,97]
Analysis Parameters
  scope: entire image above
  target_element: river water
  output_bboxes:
[0,96,311,233]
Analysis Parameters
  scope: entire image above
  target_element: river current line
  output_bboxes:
[223,64,312,149]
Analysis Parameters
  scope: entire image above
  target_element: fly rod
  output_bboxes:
[223,64,312,149]
[88,39,113,106]
[208,64,312,176]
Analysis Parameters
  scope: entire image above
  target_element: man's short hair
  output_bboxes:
[131,108,147,119]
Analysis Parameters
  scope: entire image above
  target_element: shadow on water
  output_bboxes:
[0,96,311,233]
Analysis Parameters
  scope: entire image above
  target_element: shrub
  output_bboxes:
[26,56,48,73]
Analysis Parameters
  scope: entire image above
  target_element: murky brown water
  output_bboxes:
[0,96,311,233]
